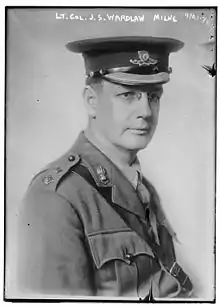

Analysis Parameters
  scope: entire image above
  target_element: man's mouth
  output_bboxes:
[129,127,150,135]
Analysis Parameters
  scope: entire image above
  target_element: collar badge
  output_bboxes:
[96,165,109,185]
[130,50,158,67]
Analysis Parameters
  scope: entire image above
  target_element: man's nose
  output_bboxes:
[137,92,152,117]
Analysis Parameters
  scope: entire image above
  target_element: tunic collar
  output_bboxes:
[71,131,146,218]
[84,130,142,190]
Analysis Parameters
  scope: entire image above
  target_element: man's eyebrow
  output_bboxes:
[138,86,164,94]
[154,87,163,95]
[115,84,162,90]
[113,84,135,91]
[111,84,164,96]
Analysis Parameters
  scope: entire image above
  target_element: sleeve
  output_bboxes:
[16,186,96,297]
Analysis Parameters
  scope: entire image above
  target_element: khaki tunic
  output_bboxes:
[17,132,181,299]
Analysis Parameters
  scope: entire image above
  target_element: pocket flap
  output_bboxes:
[88,230,155,269]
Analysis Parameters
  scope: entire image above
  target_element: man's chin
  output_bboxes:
[122,134,152,151]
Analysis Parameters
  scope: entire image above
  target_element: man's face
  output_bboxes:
[92,80,163,152]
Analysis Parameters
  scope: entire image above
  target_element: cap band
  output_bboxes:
[84,50,169,76]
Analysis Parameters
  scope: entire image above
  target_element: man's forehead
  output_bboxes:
[103,80,163,93]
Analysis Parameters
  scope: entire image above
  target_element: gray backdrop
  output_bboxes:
[6,7,215,299]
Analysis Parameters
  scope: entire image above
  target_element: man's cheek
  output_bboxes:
[98,106,111,124]
[113,107,128,125]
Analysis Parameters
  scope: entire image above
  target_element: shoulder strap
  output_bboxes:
[73,163,193,296]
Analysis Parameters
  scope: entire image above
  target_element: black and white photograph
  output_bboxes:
[5,6,216,302]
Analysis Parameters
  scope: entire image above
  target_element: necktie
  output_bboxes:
[121,161,160,245]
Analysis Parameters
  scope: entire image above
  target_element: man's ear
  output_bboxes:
[83,86,99,118]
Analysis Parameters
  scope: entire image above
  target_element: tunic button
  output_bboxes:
[68,155,75,162]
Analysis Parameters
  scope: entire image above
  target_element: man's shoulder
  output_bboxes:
[27,150,82,195]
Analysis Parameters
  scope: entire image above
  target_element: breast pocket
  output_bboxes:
[88,229,156,297]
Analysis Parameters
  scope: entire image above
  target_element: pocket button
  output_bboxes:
[124,252,133,265]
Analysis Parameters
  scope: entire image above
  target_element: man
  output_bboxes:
[17,36,193,299]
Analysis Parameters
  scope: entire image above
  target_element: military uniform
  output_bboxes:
[17,36,193,299]
[17,132,191,299]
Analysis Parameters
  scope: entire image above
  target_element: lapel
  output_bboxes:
[71,132,146,219]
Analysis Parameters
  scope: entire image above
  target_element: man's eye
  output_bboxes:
[148,92,160,103]
[118,91,140,100]
[121,92,135,98]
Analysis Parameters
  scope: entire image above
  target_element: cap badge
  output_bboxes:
[130,50,158,67]
[96,165,109,185]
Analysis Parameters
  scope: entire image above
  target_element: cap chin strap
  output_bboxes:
[86,66,133,77]
[86,66,172,78]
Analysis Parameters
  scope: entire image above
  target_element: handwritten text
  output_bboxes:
[153,14,177,22]
[56,12,145,23]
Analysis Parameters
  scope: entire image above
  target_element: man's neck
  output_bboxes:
[84,127,137,169]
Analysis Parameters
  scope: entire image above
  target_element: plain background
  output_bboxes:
[6,7,216,300]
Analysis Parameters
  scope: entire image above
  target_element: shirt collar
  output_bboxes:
[121,158,142,189]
